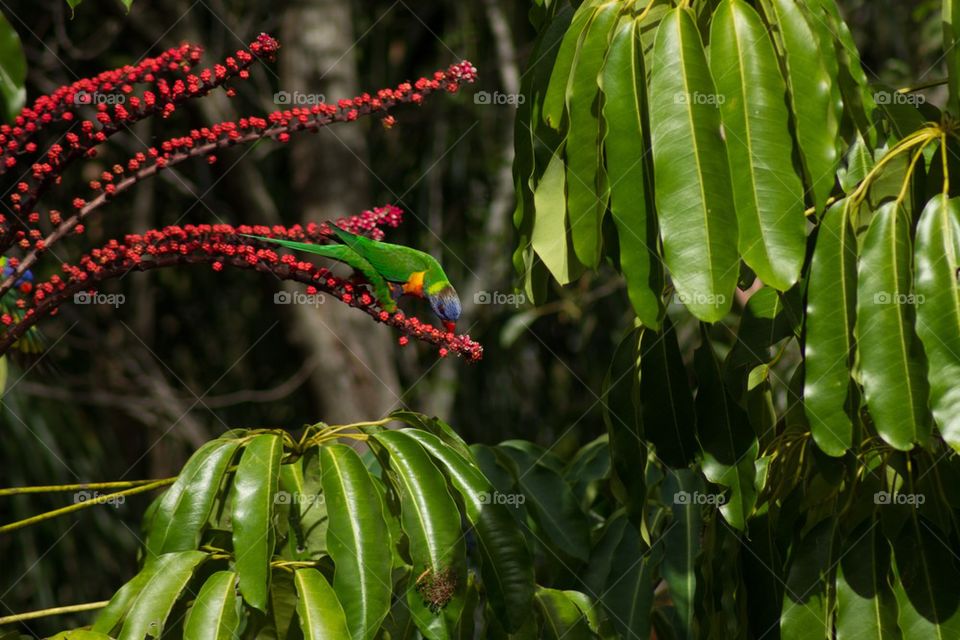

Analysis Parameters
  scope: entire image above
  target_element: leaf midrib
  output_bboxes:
[676,10,718,295]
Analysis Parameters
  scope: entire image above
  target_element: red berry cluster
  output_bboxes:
[0,32,481,361]
[0,56,476,299]
[0,207,482,361]
[0,34,280,254]
[0,42,203,178]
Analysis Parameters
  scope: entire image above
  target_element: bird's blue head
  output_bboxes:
[429,284,461,332]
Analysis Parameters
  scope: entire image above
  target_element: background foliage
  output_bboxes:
[1,0,958,638]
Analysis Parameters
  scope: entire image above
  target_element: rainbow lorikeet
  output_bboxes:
[245,226,462,332]
[0,257,43,354]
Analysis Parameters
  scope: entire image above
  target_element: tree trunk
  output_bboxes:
[280,0,401,424]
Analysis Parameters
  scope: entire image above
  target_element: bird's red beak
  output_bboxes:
[444,321,457,333]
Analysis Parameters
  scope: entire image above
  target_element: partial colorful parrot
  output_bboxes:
[0,256,44,354]
[245,226,462,331]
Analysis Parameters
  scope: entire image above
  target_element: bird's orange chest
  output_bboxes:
[401,271,426,297]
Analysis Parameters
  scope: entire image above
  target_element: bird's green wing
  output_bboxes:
[328,226,443,283]
[244,235,397,311]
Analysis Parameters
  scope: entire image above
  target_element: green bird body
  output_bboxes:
[246,227,462,331]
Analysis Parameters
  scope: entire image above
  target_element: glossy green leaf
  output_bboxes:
[232,433,283,612]
[319,444,392,640]
[535,588,593,640]
[725,285,802,405]
[401,428,534,631]
[639,316,697,468]
[388,411,474,462]
[0,11,25,121]
[565,2,618,268]
[914,195,960,451]
[117,550,207,640]
[649,7,737,322]
[280,452,327,561]
[456,575,481,640]
[805,200,858,457]
[469,444,523,511]
[781,520,835,638]
[92,559,162,634]
[584,514,628,597]
[563,590,603,636]
[294,568,351,639]
[562,435,610,510]
[269,568,299,640]
[710,0,806,291]
[747,364,769,391]
[894,514,960,637]
[601,15,663,328]
[146,439,239,556]
[742,514,785,638]
[808,0,877,144]
[532,147,585,284]
[946,0,960,114]
[838,134,875,194]
[695,332,758,531]
[542,1,599,130]
[661,469,703,637]
[499,440,564,474]
[374,430,464,576]
[497,443,591,562]
[49,632,113,639]
[514,5,573,298]
[873,85,927,140]
[762,0,841,213]
[857,201,932,450]
[602,327,646,527]
[183,571,241,640]
[836,522,901,640]
[601,515,659,640]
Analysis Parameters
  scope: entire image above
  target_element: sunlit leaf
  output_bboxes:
[232,433,283,612]
[117,550,207,639]
[601,15,663,328]
[183,571,242,640]
[761,0,841,213]
[294,568,351,639]
[805,200,858,457]
[565,2,618,268]
[320,444,392,640]
[913,195,960,452]
[710,0,806,291]
[857,201,932,450]
[649,7,737,321]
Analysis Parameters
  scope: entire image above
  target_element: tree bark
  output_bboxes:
[280,0,401,424]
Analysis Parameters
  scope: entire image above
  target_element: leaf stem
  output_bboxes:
[0,478,173,534]
[847,126,940,211]
[942,132,950,195]
[0,478,173,497]
[0,600,109,625]
[897,78,948,93]
[894,139,932,206]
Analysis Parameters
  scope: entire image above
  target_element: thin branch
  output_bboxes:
[0,601,110,625]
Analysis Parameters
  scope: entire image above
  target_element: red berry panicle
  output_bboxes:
[0,55,476,300]
[0,34,280,253]
[0,32,480,360]
[0,42,204,178]
[0,207,481,361]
